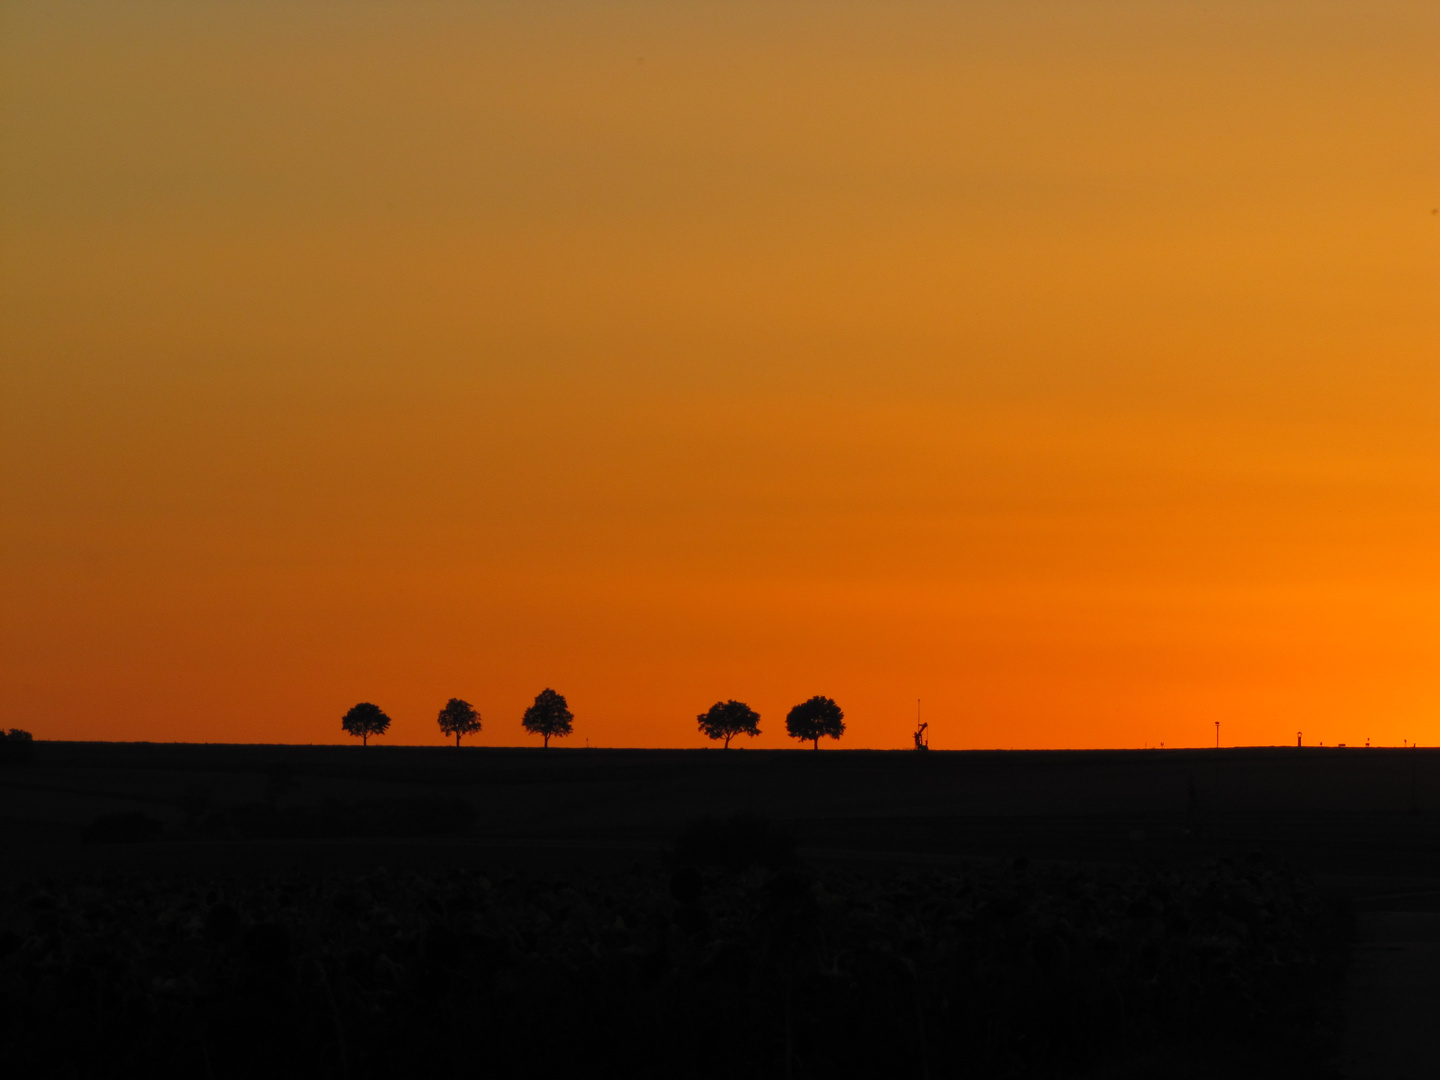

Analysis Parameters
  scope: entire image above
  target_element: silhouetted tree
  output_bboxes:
[438,697,482,746]
[0,728,34,765]
[697,700,761,749]
[522,688,572,748]
[341,702,390,746]
[786,696,845,749]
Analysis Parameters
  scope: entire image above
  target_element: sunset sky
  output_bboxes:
[2,1,1436,749]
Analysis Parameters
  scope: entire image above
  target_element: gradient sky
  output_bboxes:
[2,1,1437,749]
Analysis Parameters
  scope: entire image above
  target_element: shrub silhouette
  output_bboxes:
[341,702,390,746]
[437,697,482,746]
[522,688,572,748]
[697,699,761,749]
[670,814,798,872]
[785,696,845,749]
[0,728,34,765]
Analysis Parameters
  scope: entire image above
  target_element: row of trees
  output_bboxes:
[341,689,573,748]
[697,696,844,749]
[341,691,844,749]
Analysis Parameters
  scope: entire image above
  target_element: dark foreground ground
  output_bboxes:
[4,743,1438,1078]
[5,742,1440,899]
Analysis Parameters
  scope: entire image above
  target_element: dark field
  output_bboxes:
[5,742,1440,900]
[3,743,1436,1078]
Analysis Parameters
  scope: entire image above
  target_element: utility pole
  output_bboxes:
[1215,721,1220,749]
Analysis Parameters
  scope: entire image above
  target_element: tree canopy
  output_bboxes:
[522,688,573,748]
[697,700,761,749]
[341,702,391,746]
[785,696,845,749]
[437,698,482,746]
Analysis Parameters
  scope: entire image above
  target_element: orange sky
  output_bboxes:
[2,1,1437,749]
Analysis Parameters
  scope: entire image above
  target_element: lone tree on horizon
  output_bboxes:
[341,702,391,746]
[522,688,573,748]
[785,696,845,750]
[437,697,482,746]
[698,700,762,749]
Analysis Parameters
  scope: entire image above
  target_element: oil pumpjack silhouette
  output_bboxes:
[913,698,929,751]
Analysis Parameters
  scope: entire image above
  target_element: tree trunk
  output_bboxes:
[543,733,550,748]
[362,733,368,747]
[812,737,818,750]
[724,734,732,749]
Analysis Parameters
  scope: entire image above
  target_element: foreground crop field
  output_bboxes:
[4,742,1438,1076]
[1,843,1348,1079]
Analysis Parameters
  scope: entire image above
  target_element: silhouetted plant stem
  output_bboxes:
[914,973,929,1080]
[783,974,794,1080]
[316,959,349,1080]
[1113,979,1127,1060]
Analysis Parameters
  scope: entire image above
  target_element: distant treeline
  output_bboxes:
[342,691,850,750]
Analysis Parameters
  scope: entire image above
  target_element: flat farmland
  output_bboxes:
[5,742,1440,903]
[1,741,1412,1077]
